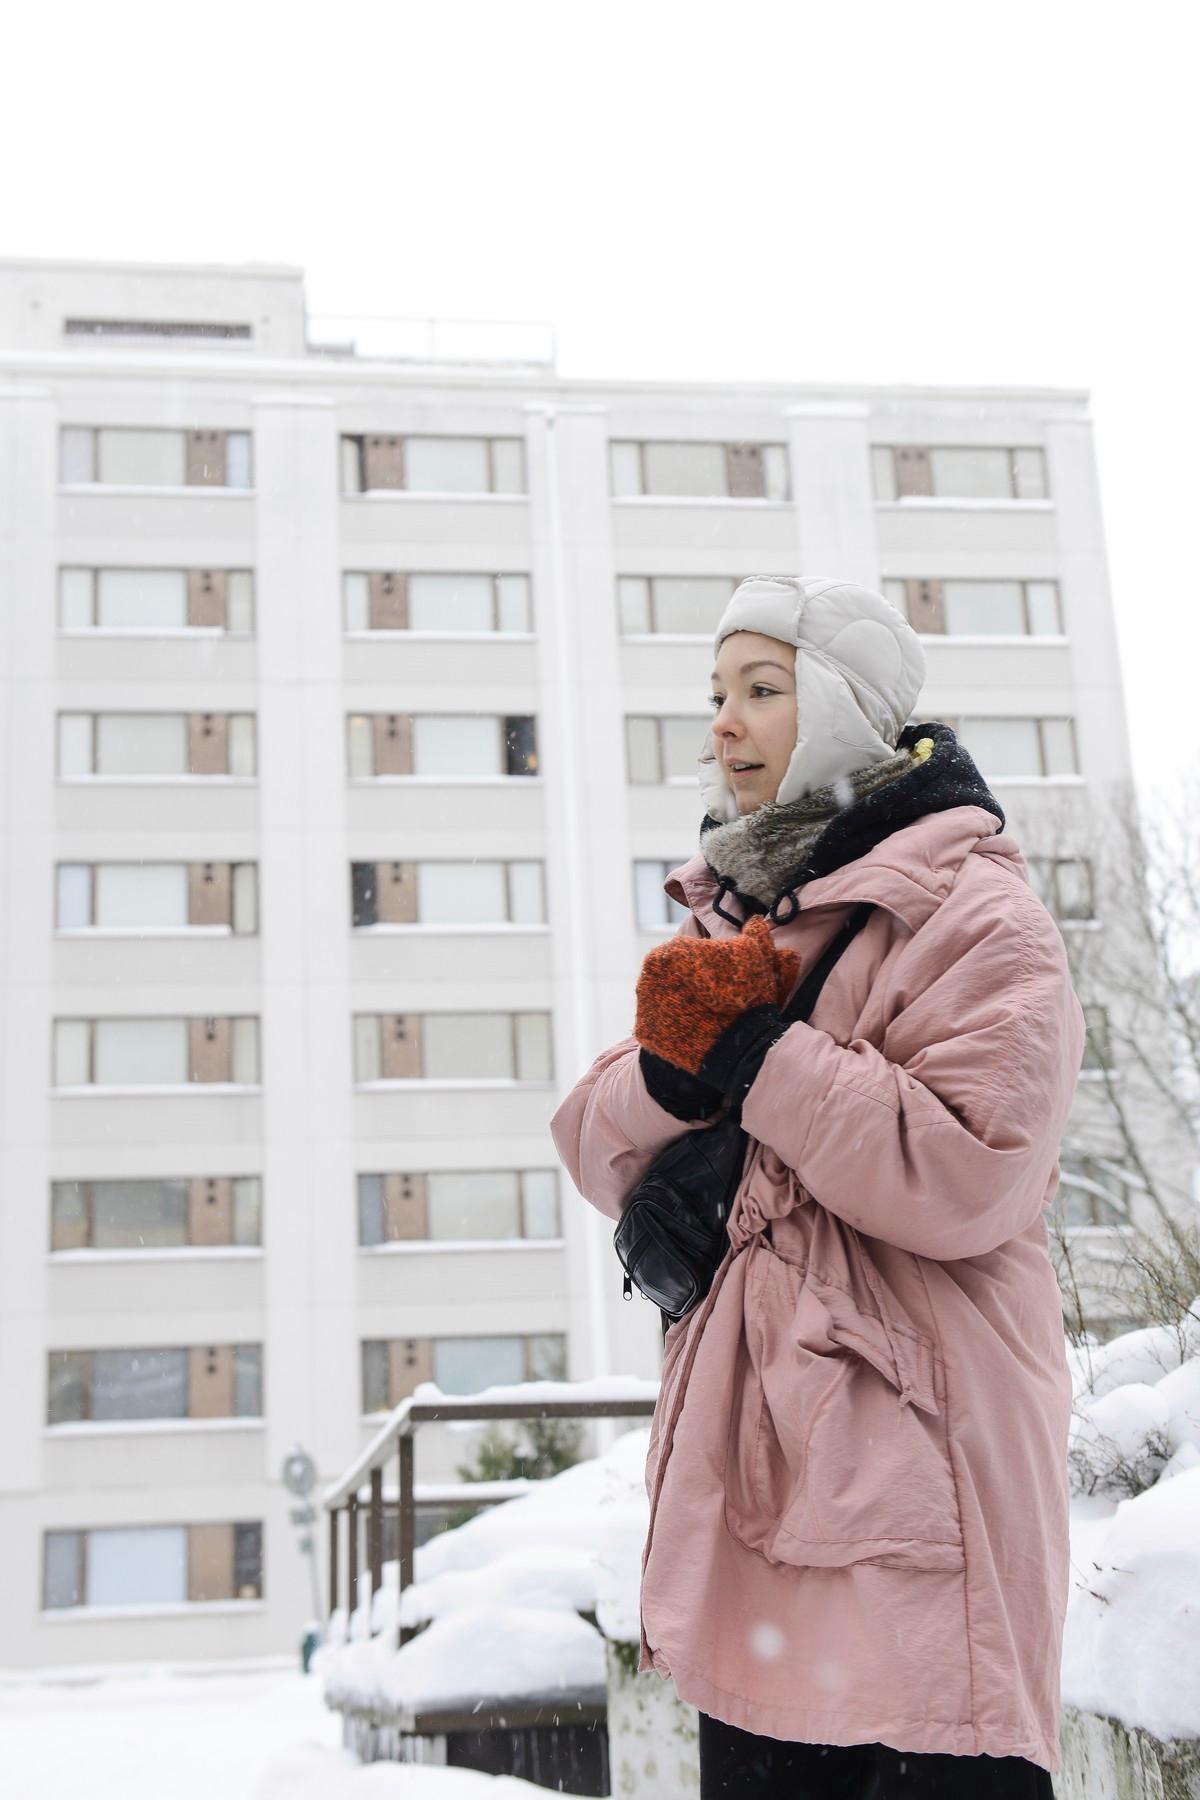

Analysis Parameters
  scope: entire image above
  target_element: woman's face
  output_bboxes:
[709,630,798,813]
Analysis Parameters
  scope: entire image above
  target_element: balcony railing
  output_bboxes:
[322,1387,658,1649]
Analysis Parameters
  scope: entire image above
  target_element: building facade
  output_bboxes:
[0,256,1138,1667]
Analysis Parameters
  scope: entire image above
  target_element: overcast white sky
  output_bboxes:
[3,0,1195,797]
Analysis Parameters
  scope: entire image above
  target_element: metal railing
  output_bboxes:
[322,1389,658,1649]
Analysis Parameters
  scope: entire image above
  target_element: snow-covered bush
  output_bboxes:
[1066,1298,1200,1499]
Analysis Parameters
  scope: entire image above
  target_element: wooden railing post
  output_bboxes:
[346,1495,359,1624]
[368,1466,383,1605]
[397,1434,415,1648]
[328,1504,340,1621]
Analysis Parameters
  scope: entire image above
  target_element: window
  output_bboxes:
[938,716,1078,779]
[352,1012,553,1084]
[59,428,253,489]
[47,1344,262,1425]
[1081,1003,1114,1073]
[43,1521,263,1610]
[57,714,256,779]
[1049,1155,1133,1230]
[340,435,526,495]
[1027,857,1096,923]
[626,715,707,783]
[50,1177,262,1252]
[871,444,1048,502]
[361,1332,567,1411]
[882,578,1062,637]
[617,575,736,636]
[342,571,531,634]
[357,1169,560,1245]
[56,862,258,933]
[633,861,691,929]
[52,1017,260,1088]
[345,713,538,779]
[350,860,544,927]
[610,440,790,500]
[59,568,254,633]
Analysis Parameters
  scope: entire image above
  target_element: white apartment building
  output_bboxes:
[0,256,1136,1668]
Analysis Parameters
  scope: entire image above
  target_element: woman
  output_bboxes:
[551,576,1085,1798]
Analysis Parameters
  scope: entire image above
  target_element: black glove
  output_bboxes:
[638,1048,726,1122]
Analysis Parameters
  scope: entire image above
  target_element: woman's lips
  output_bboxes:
[728,763,763,782]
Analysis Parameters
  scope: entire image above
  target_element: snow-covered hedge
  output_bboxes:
[1063,1297,1200,1743]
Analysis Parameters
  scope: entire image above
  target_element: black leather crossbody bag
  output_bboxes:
[613,902,874,1327]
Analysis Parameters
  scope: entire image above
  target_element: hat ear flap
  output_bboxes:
[699,728,740,823]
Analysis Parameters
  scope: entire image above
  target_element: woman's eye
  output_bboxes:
[708,695,724,711]
[751,685,779,699]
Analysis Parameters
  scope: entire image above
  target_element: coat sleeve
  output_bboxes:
[740,868,1087,1261]
[549,1036,722,1224]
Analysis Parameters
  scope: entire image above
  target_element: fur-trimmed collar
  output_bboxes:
[699,722,1005,917]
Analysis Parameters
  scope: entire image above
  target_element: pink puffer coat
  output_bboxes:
[550,804,1086,1772]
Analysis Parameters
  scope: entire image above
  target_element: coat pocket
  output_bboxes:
[724,1248,964,1572]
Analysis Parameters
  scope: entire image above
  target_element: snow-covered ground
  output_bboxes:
[0,1659,543,1798]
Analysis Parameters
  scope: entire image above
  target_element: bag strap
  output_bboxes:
[781,901,875,1024]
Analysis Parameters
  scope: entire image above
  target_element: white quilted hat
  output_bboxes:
[700,575,926,824]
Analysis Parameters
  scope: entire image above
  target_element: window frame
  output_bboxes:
[342,570,533,636]
[57,566,255,636]
[339,434,527,496]
[345,713,540,781]
[55,860,258,936]
[872,443,1050,503]
[941,715,1080,780]
[42,1521,264,1612]
[51,1016,262,1092]
[609,439,791,501]
[49,1176,263,1256]
[882,577,1063,639]
[353,1010,554,1087]
[58,428,254,492]
[56,712,258,782]
[356,1167,562,1248]
[617,573,739,638]
[625,714,709,785]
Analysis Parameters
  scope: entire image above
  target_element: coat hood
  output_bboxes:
[700,574,927,823]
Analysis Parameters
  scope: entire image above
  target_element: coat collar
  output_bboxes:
[666,804,1017,938]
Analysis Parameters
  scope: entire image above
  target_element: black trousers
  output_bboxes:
[698,1712,1056,1798]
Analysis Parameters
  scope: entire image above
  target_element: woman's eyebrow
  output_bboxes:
[709,658,794,681]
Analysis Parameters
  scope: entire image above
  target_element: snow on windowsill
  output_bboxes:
[57,776,257,788]
[342,490,528,504]
[611,495,791,509]
[41,1600,265,1624]
[57,627,253,641]
[353,923,548,937]
[622,632,711,644]
[50,1246,264,1265]
[875,497,1054,512]
[354,1079,554,1093]
[58,485,255,499]
[918,633,1070,647]
[52,1083,263,1099]
[343,630,535,645]
[359,1238,564,1257]
[45,1417,264,1439]
[56,927,238,939]
[348,776,543,788]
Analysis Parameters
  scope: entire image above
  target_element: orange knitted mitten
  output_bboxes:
[634,917,800,1079]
